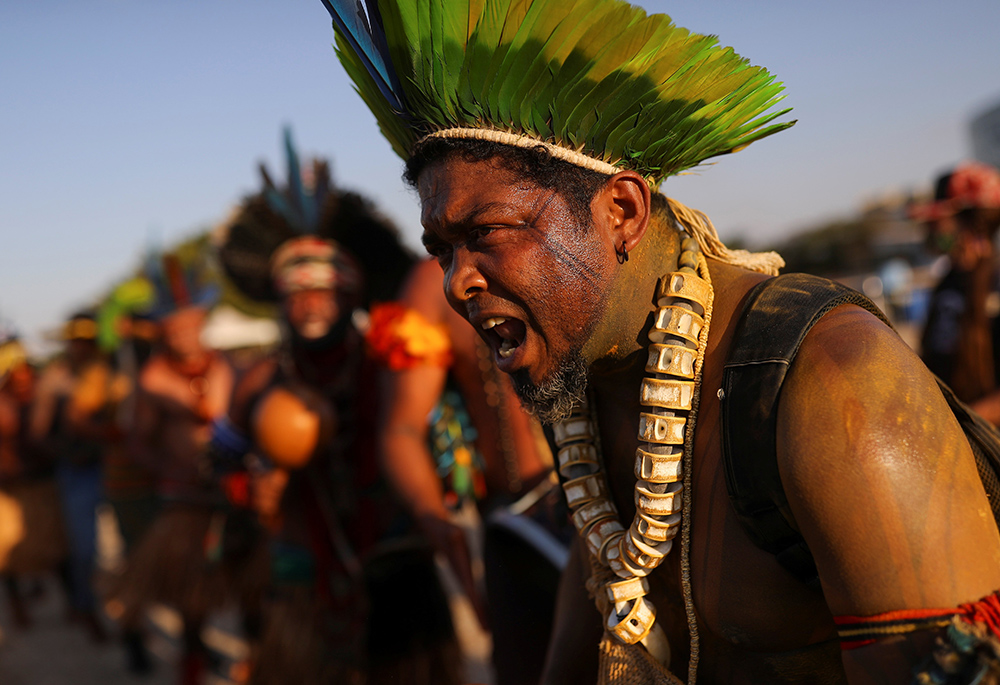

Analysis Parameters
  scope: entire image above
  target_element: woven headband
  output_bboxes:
[419,128,624,178]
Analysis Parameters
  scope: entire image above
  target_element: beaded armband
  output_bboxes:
[836,590,1000,685]
[835,591,1000,651]
[365,303,452,370]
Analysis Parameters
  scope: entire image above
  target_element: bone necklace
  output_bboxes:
[554,235,713,670]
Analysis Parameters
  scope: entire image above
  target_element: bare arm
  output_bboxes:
[378,341,491,627]
[378,363,450,520]
[378,260,455,520]
[377,258,489,627]
[778,305,1000,683]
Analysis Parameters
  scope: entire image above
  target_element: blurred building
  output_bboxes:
[973,98,1000,170]
[765,192,940,350]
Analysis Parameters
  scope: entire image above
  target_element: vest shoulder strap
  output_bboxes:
[720,273,889,586]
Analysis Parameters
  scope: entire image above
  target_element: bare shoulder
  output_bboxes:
[398,258,447,321]
[776,304,1000,614]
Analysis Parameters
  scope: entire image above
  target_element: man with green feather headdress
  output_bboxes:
[321,0,1000,683]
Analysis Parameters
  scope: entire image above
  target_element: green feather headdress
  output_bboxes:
[321,0,794,188]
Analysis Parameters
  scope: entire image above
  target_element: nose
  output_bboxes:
[444,247,487,305]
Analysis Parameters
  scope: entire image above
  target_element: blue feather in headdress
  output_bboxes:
[143,250,219,319]
[319,0,406,114]
[262,127,331,236]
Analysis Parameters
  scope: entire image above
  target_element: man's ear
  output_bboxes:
[593,170,652,254]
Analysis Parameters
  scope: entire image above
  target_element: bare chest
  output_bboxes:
[145,360,231,421]
[595,388,842,682]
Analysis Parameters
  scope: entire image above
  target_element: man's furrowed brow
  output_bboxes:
[425,200,515,235]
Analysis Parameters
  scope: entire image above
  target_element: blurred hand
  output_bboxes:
[417,512,490,631]
[953,232,992,272]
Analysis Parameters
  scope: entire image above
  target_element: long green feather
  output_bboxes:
[333,0,796,184]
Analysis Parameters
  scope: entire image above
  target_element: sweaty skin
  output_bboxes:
[417,156,1000,684]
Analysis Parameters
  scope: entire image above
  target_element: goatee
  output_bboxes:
[510,351,588,424]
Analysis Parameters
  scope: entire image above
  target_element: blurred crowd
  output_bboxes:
[1,133,999,685]
[0,131,572,685]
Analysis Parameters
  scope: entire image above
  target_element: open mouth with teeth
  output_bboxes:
[480,316,528,363]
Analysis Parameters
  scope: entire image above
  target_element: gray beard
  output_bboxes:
[510,351,589,424]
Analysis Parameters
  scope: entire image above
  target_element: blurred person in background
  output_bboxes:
[0,329,67,629]
[95,280,162,674]
[373,257,573,685]
[28,311,116,641]
[915,162,1000,423]
[109,255,234,685]
[100,309,160,553]
[214,130,457,685]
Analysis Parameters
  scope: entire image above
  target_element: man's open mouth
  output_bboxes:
[480,316,527,361]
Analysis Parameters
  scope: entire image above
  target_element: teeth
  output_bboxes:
[481,317,507,330]
[498,339,515,359]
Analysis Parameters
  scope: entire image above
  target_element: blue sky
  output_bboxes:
[2,0,999,349]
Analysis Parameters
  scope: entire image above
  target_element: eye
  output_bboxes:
[423,239,453,263]
[468,225,502,245]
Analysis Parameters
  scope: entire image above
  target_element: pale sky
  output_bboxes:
[2,0,998,350]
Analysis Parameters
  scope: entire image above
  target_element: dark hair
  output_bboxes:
[404,137,611,225]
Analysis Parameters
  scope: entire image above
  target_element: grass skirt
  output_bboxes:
[0,479,68,575]
[110,502,230,626]
[249,586,364,685]
[248,542,461,685]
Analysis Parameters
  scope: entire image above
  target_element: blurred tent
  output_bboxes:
[202,304,280,350]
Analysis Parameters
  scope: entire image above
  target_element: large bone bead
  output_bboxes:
[645,344,696,379]
[562,473,608,508]
[605,576,649,606]
[553,416,593,446]
[648,305,703,345]
[607,596,657,645]
[607,536,651,578]
[635,481,683,516]
[624,530,673,570]
[634,446,682,483]
[571,498,616,534]
[635,510,682,543]
[657,272,712,312]
[640,378,694,411]
[585,520,625,564]
[557,442,600,479]
[638,412,687,445]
